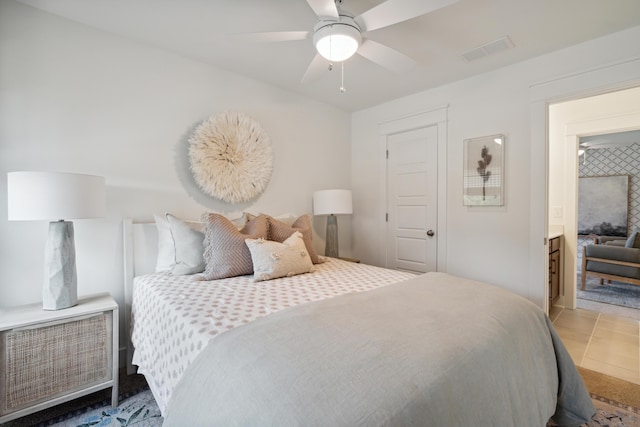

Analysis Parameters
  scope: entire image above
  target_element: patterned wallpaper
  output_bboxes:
[577,142,640,266]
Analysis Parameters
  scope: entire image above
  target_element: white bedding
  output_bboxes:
[130,258,415,414]
[164,272,594,426]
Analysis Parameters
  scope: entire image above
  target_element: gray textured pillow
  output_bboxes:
[199,213,269,280]
[625,231,640,249]
[166,213,205,275]
[245,231,314,282]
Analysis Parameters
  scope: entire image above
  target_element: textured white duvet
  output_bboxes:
[130,258,415,414]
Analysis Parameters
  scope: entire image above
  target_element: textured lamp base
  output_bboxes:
[43,221,77,310]
[325,214,339,258]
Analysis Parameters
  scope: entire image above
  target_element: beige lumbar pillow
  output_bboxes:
[245,231,314,282]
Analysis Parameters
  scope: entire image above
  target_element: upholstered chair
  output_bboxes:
[581,231,640,289]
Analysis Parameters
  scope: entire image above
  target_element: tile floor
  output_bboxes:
[550,302,640,385]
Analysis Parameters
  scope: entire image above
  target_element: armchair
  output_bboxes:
[581,232,640,289]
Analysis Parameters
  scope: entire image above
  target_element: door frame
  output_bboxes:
[377,106,448,272]
[530,57,640,313]
[563,111,640,309]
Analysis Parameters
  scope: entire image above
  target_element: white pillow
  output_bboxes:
[166,213,205,275]
[154,213,175,272]
[154,212,249,274]
[245,231,314,282]
[154,214,205,274]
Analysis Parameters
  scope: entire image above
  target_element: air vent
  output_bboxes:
[462,36,514,62]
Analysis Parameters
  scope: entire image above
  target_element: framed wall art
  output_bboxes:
[463,134,505,206]
[578,175,628,236]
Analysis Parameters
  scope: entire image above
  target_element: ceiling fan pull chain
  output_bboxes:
[340,61,346,93]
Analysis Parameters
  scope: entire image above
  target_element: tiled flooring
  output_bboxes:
[550,303,640,385]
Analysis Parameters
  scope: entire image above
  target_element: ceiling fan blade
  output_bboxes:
[357,40,416,74]
[580,140,636,149]
[305,0,339,18]
[234,31,310,43]
[301,53,330,83]
[355,0,458,32]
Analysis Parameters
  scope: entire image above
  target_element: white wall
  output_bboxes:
[0,1,352,329]
[352,25,640,305]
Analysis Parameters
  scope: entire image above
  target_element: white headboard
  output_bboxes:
[122,219,159,373]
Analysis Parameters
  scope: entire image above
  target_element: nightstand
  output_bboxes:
[0,293,118,423]
[338,256,360,263]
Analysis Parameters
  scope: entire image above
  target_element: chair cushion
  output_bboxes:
[625,231,640,249]
[585,244,640,280]
[598,236,627,245]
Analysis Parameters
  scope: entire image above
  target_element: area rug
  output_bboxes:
[48,390,162,427]
[29,388,640,427]
[1,370,154,427]
[574,367,640,427]
[584,400,640,427]
[27,375,640,427]
[577,275,640,310]
[6,367,640,427]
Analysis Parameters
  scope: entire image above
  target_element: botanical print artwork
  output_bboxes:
[464,134,505,206]
[476,145,492,201]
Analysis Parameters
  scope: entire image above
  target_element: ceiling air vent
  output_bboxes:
[462,36,514,62]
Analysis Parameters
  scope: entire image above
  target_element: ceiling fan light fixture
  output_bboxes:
[314,21,361,62]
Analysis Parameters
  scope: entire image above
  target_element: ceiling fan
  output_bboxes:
[578,133,639,164]
[240,0,459,88]
[579,140,637,151]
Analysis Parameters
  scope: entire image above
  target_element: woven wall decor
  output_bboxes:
[188,111,274,204]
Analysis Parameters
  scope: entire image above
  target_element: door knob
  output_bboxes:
[426,230,435,237]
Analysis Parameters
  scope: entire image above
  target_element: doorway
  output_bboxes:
[548,87,640,312]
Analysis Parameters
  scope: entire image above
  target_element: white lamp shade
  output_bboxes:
[313,23,362,62]
[313,189,353,216]
[8,171,106,221]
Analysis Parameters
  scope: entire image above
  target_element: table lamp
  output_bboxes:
[313,189,352,258]
[7,171,106,310]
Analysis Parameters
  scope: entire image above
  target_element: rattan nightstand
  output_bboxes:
[0,293,118,423]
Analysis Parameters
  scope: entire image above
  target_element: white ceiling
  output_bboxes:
[16,0,640,111]
[580,130,640,150]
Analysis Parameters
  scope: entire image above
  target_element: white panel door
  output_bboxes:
[386,125,438,273]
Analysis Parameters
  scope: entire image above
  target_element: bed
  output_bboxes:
[123,215,594,427]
